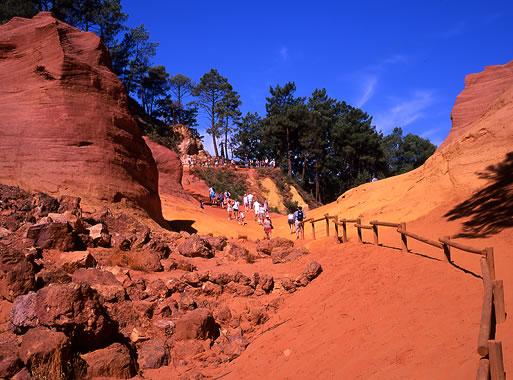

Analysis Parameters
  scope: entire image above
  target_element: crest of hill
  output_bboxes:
[313,59,513,223]
[0,12,162,220]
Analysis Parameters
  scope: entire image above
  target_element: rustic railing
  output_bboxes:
[300,215,507,379]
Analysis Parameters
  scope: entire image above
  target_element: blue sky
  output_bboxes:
[122,0,513,152]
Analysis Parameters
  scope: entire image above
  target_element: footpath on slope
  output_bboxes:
[159,194,486,379]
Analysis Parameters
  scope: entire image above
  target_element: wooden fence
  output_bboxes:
[300,215,507,379]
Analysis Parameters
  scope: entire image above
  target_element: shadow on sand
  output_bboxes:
[445,151,513,239]
[162,219,198,234]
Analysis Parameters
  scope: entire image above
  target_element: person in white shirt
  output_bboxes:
[243,194,248,211]
[247,193,254,209]
[253,200,260,221]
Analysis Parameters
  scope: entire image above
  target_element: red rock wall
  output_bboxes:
[0,13,162,220]
[447,59,513,146]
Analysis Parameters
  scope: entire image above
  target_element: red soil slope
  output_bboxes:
[0,12,161,220]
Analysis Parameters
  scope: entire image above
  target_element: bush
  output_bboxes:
[283,198,299,214]
[191,167,248,199]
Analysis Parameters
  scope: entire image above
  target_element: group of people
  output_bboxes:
[287,206,306,239]
[186,157,237,168]
[207,188,280,239]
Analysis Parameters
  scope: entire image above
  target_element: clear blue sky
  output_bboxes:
[122,0,512,152]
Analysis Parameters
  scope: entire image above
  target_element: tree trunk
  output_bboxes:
[286,126,292,176]
[211,96,219,157]
[315,162,320,203]
[224,116,229,160]
[301,156,307,183]
[212,134,219,157]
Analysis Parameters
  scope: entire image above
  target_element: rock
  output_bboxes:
[303,261,323,281]
[87,223,111,248]
[259,274,274,293]
[50,251,97,273]
[35,268,72,287]
[174,308,218,341]
[256,237,294,256]
[72,268,126,302]
[0,242,35,301]
[178,235,214,258]
[0,12,162,220]
[25,222,77,251]
[137,339,169,369]
[10,283,114,351]
[102,213,151,250]
[126,250,163,272]
[0,227,12,239]
[225,282,254,297]
[154,298,178,319]
[215,330,249,361]
[182,272,201,287]
[209,272,234,286]
[271,246,309,264]
[201,281,223,297]
[106,301,153,339]
[178,293,197,311]
[234,272,252,286]
[145,279,169,299]
[168,257,197,272]
[46,211,85,233]
[281,278,297,293]
[11,368,32,380]
[0,333,22,379]
[203,235,227,251]
[81,343,135,379]
[57,196,81,216]
[165,278,188,294]
[227,243,254,262]
[18,327,83,380]
[213,305,232,325]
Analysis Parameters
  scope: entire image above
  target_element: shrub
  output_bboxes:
[191,167,248,199]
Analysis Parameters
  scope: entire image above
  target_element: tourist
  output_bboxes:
[263,215,273,239]
[287,211,295,233]
[294,206,305,240]
[258,206,266,225]
[238,210,246,225]
[247,192,254,209]
[227,200,233,220]
[233,199,240,220]
[243,193,248,211]
[253,199,260,221]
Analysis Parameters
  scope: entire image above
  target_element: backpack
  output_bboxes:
[296,210,304,221]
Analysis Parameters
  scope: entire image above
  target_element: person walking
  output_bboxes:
[294,206,305,240]
[287,211,295,234]
[243,193,248,211]
[263,215,273,239]
[233,199,240,220]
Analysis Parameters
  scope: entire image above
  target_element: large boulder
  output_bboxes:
[0,332,22,379]
[256,237,294,256]
[0,12,162,220]
[25,222,77,251]
[174,308,218,341]
[81,343,135,379]
[178,235,214,258]
[10,283,114,350]
[0,242,35,302]
[136,338,169,369]
[46,251,97,274]
[271,246,309,264]
[18,327,84,379]
[101,213,150,251]
[71,268,125,302]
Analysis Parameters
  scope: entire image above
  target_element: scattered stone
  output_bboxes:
[174,308,218,341]
[178,235,214,258]
[0,242,35,302]
[26,222,76,251]
[256,237,294,256]
[272,246,309,264]
[137,338,169,369]
[18,327,83,380]
[167,257,196,272]
[203,235,227,251]
[72,268,126,302]
[87,223,111,247]
[52,251,97,273]
[11,283,114,351]
[102,213,150,251]
[281,278,297,293]
[81,343,135,379]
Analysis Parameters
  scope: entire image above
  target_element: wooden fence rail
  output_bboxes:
[300,213,507,378]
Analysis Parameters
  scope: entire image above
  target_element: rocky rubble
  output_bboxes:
[0,184,323,378]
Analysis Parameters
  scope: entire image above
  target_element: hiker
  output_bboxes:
[209,187,215,204]
[294,206,305,240]
[253,200,260,221]
[263,199,269,212]
[227,200,233,220]
[200,199,204,209]
[238,210,246,225]
[258,206,266,225]
[287,211,295,233]
[263,215,273,239]
[233,199,240,220]
[218,192,224,208]
[247,192,254,209]
[243,193,249,211]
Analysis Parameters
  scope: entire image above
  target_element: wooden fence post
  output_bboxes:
[400,223,408,253]
[356,218,362,243]
[311,221,316,240]
[333,216,340,243]
[342,221,347,243]
[478,257,493,357]
[493,280,506,324]
[324,214,330,237]
[441,236,451,262]
[372,224,379,245]
[477,358,490,380]
[488,340,505,380]
[485,247,496,282]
